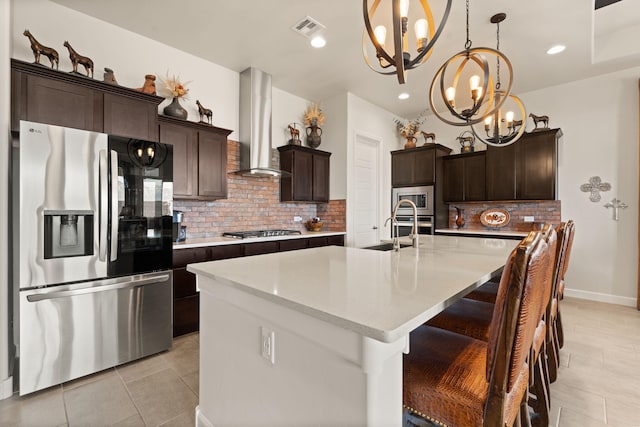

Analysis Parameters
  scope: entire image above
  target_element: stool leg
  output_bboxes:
[557,310,565,348]
[530,356,550,427]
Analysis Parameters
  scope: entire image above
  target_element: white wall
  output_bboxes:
[11,0,239,139]
[427,69,640,305]
[346,93,404,247]
[320,92,349,200]
[522,69,639,305]
[272,87,310,149]
[1,0,13,400]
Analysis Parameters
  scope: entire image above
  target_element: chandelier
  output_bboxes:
[428,0,513,126]
[362,0,452,84]
[471,13,526,147]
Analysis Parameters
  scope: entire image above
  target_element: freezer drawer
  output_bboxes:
[19,271,173,395]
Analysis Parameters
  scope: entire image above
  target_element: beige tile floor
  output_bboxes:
[0,332,199,427]
[549,298,640,427]
[1,298,639,426]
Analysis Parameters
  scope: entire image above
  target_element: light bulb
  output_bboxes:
[469,75,480,90]
[445,87,456,107]
[484,116,492,131]
[374,25,387,47]
[414,19,428,39]
[399,0,409,18]
[505,111,514,123]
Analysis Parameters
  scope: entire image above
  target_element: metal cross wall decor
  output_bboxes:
[580,176,611,202]
[604,198,628,221]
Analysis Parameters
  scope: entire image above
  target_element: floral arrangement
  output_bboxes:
[303,102,325,127]
[158,72,191,99]
[393,110,428,137]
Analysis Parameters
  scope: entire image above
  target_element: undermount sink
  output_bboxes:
[362,242,412,251]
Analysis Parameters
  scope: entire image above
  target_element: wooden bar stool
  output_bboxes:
[547,220,575,382]
[424,225,558,427]
[403,231,549,427]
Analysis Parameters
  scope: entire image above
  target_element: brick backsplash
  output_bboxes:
[447,200,562,232]
[317,199,346,231]
[174,140,346,238]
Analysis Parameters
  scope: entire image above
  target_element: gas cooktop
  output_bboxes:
[223,230,302,239]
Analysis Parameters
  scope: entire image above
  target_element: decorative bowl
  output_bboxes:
[305,221,324,232]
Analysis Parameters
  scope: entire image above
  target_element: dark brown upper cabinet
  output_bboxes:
[442,151,486,202]
[11,58,161,141]
[485,129,561,200]
[391,144,452,187]
[159,116,232,200]
[278,145,331,203]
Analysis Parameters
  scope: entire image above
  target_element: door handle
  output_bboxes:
[99,150,108,261]
[372,226,378,230]
[110,150,119,261]
[26,274,170,302]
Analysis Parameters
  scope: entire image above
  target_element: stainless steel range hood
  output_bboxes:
[235,67,288,177]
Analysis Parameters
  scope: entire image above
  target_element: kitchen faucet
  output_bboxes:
[388,199,419,251]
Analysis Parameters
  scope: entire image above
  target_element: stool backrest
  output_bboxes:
[484,230,550,424]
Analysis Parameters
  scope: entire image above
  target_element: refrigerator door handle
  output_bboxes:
[99,150,109,261]
[25,274,171,302]
[110,150,119,261]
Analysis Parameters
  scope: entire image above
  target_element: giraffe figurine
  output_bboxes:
[23,30,59,69]
[63,41,94,78]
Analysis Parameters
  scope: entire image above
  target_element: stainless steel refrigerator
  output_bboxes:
[13,120,174,395]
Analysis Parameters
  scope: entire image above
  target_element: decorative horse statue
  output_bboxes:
[23,30,59,69]
[63,41,94,78]
[196,100,213,125]
[529,113,549,130]
[420,131,436,144]
[288,124,301,144]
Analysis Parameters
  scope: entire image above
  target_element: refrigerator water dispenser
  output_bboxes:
[44,210,94,258]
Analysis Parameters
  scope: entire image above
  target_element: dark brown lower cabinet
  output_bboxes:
[244,241,280,256]
[172,235,345,336]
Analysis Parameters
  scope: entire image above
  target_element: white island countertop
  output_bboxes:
[188,235,518,343]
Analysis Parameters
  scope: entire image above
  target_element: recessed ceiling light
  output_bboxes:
[546,45,566,55]
[311,36,326,48]
[398,93,410,100]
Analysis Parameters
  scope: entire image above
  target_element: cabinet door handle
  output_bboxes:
[372,226,378,230]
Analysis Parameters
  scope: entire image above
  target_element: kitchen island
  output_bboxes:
[188,235,518,427]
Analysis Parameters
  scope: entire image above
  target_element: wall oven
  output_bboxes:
[13,121,174,395]
[391,186,434,237]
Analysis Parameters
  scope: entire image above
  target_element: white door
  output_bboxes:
[353,133,380,247]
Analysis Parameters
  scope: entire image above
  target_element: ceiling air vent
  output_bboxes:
[291,16,326,38]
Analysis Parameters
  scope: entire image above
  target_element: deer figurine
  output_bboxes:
[196,100,213,125]
[529,113,549,130]
[63,41,94,78]
[23,30,59,69]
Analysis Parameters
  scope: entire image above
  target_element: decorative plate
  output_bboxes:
[480,208,510,228]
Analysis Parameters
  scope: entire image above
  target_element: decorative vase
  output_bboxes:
[306,123,322,149]
[404,136,417,149]
[455,207,465,228]
[163,97,188,120]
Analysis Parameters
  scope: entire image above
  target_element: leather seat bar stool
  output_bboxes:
[547,220,575,382]
[424,225,558,427]
[403,231,549,427]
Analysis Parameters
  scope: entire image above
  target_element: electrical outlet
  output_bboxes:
[261,327,275,364]
[293,216,302,222]
[524,216,535,222]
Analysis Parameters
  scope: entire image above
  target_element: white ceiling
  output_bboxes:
[51,0,640,118]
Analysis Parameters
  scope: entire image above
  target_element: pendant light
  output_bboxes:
[363,0,452,84]
[428,0,513,126]
[471,13,526,147]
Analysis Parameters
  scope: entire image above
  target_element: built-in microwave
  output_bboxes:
[391,185,434,216]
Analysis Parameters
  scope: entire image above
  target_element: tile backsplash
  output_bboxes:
[447,200,562,232]
[174,140,346,239]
